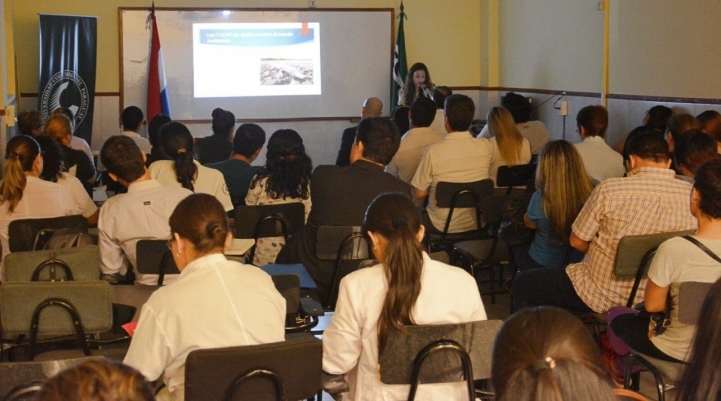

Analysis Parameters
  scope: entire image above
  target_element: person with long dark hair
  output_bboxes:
[145,113,171,166]
[245,129,312,265]
[148,121,234,212]
[399,62,434,107]
[196,107,235,164]
[124,194,285,401]
[322,193,486,400]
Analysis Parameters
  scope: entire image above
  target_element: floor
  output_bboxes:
[314,268,666,401]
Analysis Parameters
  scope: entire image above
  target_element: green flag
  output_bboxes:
[391,2,407,111]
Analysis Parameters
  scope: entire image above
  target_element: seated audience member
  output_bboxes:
[245,129,312,266]
[17,110,44,137]
[145,113,171,166]
[276,117,409,301]
[428,85,452,136]
[336,97,383,167]
[485,106,532,184]
[35,359,155,401]
[52,107,93,166]
[399,62,434,107]
[610,158,721,366]
[492,307,617,401]
[573,105,625,182]
[149,122,233,212]
[620,126,655,171]
[676,277,721,401]
[205,123,266,206]
[323,193,486,401]
[512,132,697,313]
[696,109,721,153]
[120,106,151,154]
[478,92,551,155]
[391,105,411,136]
[36,135,99,226]
[43,114,95,196]
[512,140,594,271]
[385,97,444,184]
[124,194,285,401]
[412,94,493,234]
[673,129,718,180]
[613,105,672,154]
[196,107,235,165]
[0,136,80,271]
[98,135,192,285]
[665,112,700,153]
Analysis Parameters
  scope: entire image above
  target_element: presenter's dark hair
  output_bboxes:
[666,113,700,143]
[35,359,155,401]
[410,97,437,128]
[402,62,433,107]
[444,94,476,133]
[692,158,721,219]
[431,86,452,110]
[233,123,266,158]
[250,129,312,200]
[355,117,401,165]
[697,110,721,142]
[148,114,171,148]
[17,110,44,137]
[502,92,533,123]
[170,193,229,255]
[492,307,616,401]
[646,105,673,134]
[674,129,718,175]
[161,122,197,191]
[211,107,236,136]
[35,134,64,183]
[100,135,146,183]
[122,106,144,131]
[576,105,608,138]
[676,277,721,401]
[0,135,41,213]
[362,192,423,354]
[626,131,670,163]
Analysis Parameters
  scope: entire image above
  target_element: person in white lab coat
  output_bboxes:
[322,192,487,401]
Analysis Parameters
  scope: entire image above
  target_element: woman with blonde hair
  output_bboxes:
[486,106,532,184]
[323,193,486,400]
[512,140,595,271]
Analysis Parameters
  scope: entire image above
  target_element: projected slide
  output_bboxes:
[192,22,321,98]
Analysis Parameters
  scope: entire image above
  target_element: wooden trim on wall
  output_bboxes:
[480,86,721,104]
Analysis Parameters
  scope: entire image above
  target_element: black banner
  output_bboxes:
[38,15,97,145]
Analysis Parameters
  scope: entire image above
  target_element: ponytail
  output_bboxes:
[173,149,197,191]
[161,122,198,191]
[0,136,40,213]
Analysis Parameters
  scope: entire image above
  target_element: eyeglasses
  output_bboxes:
[166,236,175,251]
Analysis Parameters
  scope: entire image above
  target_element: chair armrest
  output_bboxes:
[322,371,349,396]
[300,297,325,317]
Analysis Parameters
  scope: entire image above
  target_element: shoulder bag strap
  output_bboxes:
[681,235,721,264]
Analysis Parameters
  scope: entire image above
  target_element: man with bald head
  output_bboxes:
[335,97,383,166]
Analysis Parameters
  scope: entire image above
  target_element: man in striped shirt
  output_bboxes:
[512,132,697,313]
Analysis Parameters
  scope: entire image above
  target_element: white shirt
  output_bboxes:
[148,160,234,212]
[487,137,532,185]
[478,120,551,155]
[122,130,152,154]
[411,131,493,233]
[69,136,94,167]
[323,253,487,401]
[429,109,448,136]
[57,172,97,218]
[386,127,444,184]
[0,176,80,276]
[574,136,625,182]
[98,179,192,284]
[124,254,286,401]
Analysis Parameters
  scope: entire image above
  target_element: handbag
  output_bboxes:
[498,194,535,246]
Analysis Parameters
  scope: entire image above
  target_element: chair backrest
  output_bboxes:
[678,281,714,325]
[234,203,306,240]
[315,226,369,261]
[184,334,322,401]
[135,240,180,285]
[496,164,536,193]
[8,215,88,253]
[428,251,450,264]
[271,274,300,317]
[479,195,511,227]
[4,245,100,282]
[0,357,105,400]
[435,180,494,209]
[378,319,504,384]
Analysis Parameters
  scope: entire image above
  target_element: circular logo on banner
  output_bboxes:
[39,70,90,129]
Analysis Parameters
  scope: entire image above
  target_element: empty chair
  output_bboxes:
[234,203,306,265]
[315,225,372,309]
[135,239,180,286]
[3,245,100,282]
[8,215,88,253]
[495,163,536,195]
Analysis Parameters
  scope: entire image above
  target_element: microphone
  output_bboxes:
[420,84,431,99]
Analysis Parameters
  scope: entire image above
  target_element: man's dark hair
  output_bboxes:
[666,113,701,142]
[148,114,171,148]
[100,135,146,182]
[410,97,437,128]
[233,123,266,158]
[674,129,718,174]
[431,86,452,110]
[501,92,532,123]
[576,105,609,138]
[392,106,410,135]
[694,158,721,219]
[626,131,670,163]
[645,105,673,134]
[444,94,475,132]
[355,117,401,165]
[122,106,144,131]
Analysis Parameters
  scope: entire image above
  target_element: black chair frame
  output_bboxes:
[407,339,474,401]
[234,203,306,264]
[135,240,180,286]
[31,260,74,282]
[224,369,288,401]
[326,232,369,309]
[28,298,90,360]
